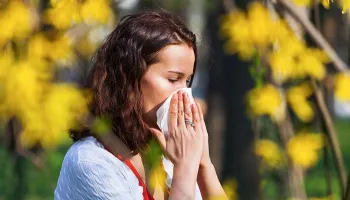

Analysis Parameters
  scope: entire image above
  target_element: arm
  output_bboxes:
[197,163,227,200]
[150,91,203,200]
[195,102,228,200]
[169,162,200,200]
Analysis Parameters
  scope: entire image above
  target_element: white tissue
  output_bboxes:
[156,88,202,200]
[156,88,195,138]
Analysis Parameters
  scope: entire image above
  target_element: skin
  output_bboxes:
[141,44,195,128]
[101,44,227,200]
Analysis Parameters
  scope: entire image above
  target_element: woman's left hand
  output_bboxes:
[194,101,212,168]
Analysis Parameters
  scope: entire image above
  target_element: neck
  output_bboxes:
[98,132,147,182]
[98,132,135,160]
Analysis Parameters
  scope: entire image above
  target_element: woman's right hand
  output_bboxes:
[166,90,203,166]
[150,90,203,199]
[151,90,203,166]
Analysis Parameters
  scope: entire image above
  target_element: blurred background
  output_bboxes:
[1,0,350,199]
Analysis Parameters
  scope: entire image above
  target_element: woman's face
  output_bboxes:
[141,44,195,128]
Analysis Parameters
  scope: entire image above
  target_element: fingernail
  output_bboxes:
[184,93,188,99]
[191,104,196,110]
[178,91,182,99]
[173,93,178,99]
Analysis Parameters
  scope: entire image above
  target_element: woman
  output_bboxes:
[54,11,227,200]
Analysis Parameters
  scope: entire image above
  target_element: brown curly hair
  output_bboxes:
[70,11,197,152]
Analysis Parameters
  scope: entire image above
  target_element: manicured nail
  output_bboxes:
[178,91,182,99]
[184,93,188,99]
[173,93,178,99]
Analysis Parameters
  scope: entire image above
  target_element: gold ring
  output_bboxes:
[178,110,184,116]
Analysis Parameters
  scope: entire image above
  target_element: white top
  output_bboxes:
[54,136,203,200]
[54,136,144,200]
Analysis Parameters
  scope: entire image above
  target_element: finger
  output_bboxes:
[183,93,193,129]
[191,103,201,133]
[196,102,208,133]
[177,90,185,127]
[149,127,166,152]
[168,93,178,132]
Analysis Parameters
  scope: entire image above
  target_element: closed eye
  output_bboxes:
[168,78,178,83]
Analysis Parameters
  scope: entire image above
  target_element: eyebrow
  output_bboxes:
[168,71,193,77]
[168,70,184,76]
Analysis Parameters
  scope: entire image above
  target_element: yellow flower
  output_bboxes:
[81,0,112,25]
[20,84,89,148]
[0,52,88,148]
[298,48,327,80]
[27,34,52,60]
[0,0,33,46]
[287,82,314,122]
[287,132,324,168]
[269,36,328,83]
[340,0,350,13]
[221,2,328,83]
[293,0,350,12]
[49,34,75,66]
[246,84,286,122]
[0,60,50,119]
[220,10,254,60]
[335,73,350,101]
[255,139,284,168]
[9,1,34,39]
[322,0,331,8]
[0,48,15,81]
[220,2,288,60]
[28,33,74,66]
[44,0,81,29]
[269,51,296,84]
[248,2,275,49]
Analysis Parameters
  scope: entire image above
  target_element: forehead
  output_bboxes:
[153,44,195,74]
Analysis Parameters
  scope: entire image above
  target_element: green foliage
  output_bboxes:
[0,144,70,200]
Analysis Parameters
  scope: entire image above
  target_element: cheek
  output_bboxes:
[141,77,173,112]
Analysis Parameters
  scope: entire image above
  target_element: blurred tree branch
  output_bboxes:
[275,0,348,194]
[311,78,347,195]
[312,1,334,198]
[276,0,349,72]
[274,0,348,195]
[278,113,307,199]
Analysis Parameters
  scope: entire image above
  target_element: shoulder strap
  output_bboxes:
[96,138,155,200]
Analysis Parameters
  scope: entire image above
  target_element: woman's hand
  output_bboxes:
[151,90,203,167]
[194,101,212,169]
[150,90,204,199]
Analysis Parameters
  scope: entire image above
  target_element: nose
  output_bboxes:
[179,82,188,90]
[171,81,190,96]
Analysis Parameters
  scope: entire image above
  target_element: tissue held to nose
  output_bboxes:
[156,88,194,137]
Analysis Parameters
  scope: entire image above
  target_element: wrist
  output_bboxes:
[199,159,213,170]
[198,162,216,177]
[174,159,200,174]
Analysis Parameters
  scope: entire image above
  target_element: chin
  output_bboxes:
[143,101,164,127]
